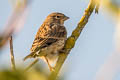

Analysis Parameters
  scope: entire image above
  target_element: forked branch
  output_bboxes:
[48,0,99,80]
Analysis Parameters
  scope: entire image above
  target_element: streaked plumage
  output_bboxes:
[24,12,69,71]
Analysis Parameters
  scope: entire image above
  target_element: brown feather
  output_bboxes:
[23,12,68,62]
[23,52,35,61]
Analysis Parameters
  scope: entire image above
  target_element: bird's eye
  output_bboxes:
[55,16,60,19]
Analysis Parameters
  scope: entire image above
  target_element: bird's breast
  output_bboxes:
[41,39,65,63]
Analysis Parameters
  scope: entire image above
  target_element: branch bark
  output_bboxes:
[9,36,16,71]
[48,0,98,80]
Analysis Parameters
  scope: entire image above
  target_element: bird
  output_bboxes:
[23,12,69,71]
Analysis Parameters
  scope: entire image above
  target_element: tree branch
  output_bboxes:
[95,0,100,13]
[24,59,39,72]
[9,36,16,71]
[0,0,31,49]
[48,0,98,80]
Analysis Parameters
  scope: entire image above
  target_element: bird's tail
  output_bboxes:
[23,52,35,61]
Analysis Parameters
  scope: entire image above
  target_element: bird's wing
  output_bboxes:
[30,23,67,53]
[31,37,57,52]
[23,23,67,61]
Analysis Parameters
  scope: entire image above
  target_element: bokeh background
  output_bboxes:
[0,0,119,80]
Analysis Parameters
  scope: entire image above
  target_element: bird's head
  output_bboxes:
[45,12,69,24]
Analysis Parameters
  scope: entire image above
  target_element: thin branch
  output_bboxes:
[0,0,31,49]
[24,59,39,72]
[95,0,100,13]
[0,33,12,49]
[48,0,97,80]
[9,36,16,71]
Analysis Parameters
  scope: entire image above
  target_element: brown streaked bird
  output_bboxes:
[24,12,69,71]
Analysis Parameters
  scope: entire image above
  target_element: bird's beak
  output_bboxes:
[64,16,69,21]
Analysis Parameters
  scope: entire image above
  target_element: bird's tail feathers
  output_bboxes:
[23,52,35,61]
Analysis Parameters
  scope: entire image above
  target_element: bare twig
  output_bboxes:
[9,36,16,71]
[95,0,100,13]
[48,0,97,80]
[0,0,31,49]
[24,59,39,72]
